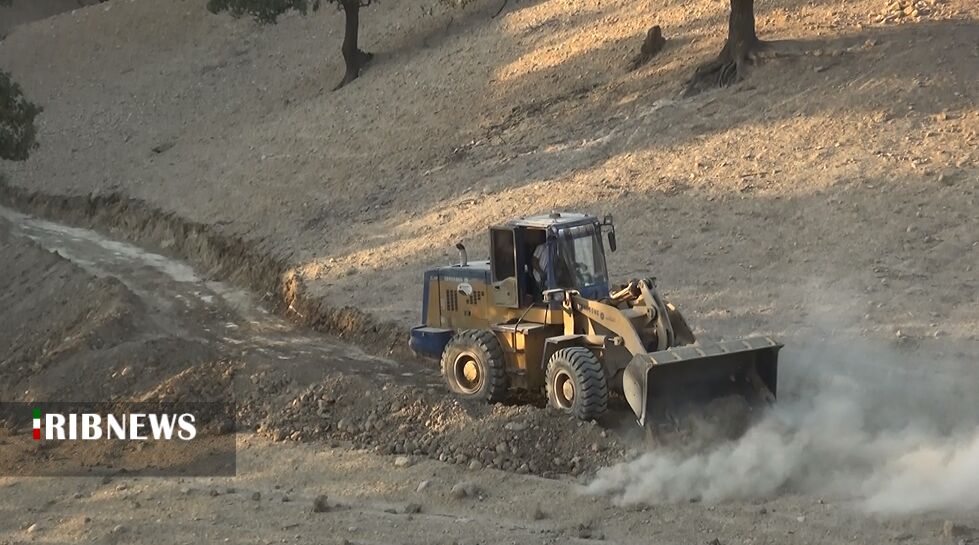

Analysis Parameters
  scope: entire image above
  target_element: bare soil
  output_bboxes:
[0,215,218,402]
[0,0,975,346]
[3,436,978,545]
[0,0,978,542]
[0,0,102,37]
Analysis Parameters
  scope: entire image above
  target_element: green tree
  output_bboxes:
[0,70,42,161]
[207,0,373,89]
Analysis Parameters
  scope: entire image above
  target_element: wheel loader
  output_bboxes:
[408,211,782,425]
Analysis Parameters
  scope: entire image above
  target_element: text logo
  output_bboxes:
[33,408,197,441]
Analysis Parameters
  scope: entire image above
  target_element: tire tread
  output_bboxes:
[545,347,608,420]
[440,329,508,403]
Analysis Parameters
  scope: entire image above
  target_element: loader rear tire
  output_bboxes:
[545,347,608,421]
[441,330,508,403]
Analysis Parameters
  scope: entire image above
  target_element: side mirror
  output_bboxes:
[602,214,617,252]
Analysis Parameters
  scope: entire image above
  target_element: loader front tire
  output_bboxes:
[441,330,508,403]
[546,347,608,420]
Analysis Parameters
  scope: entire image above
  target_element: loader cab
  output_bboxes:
[491,212,613,304]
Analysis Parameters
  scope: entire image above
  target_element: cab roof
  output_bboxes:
[506,211,597,229]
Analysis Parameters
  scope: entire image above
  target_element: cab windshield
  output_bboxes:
[554,224,609,289]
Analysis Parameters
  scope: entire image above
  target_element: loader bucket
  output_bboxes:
[622,337,782,427]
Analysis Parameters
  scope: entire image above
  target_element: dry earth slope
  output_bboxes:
[0,1,976,374]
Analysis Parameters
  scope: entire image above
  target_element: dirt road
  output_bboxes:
[0,204,412,400]
[3,435,977,545]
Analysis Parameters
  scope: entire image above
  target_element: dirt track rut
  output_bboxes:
[0,204,416,387]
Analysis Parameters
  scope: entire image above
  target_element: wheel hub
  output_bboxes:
[453,354,481,394]
[463,361,479,383]
[554,371,575,408]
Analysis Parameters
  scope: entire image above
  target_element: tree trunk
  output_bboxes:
[724,0,759,59]
[335,0,372,90]
[684,0,763,96]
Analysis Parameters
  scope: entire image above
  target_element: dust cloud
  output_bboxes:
[587,332,979,514]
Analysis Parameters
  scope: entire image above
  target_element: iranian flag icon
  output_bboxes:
[32,408,41,441]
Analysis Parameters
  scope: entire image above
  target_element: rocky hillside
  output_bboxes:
[0,0,976,354]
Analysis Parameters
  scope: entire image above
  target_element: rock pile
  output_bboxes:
[876,0,935,23]
[243,374,627,477]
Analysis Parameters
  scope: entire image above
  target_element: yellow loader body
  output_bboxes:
[409,212,782,425]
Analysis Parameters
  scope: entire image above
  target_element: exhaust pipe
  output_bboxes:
[455,243,468,266]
